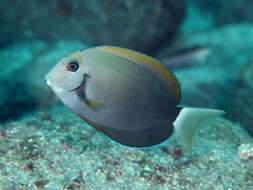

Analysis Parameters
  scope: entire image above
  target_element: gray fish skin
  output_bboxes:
[46,46,224,151]
[78,48,178,128]
[53,88,179,147]
[48,47,181,147]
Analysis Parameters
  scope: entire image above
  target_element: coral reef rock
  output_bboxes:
[192,0,253,25]
[0,0,185,53]
[238,144,253,161]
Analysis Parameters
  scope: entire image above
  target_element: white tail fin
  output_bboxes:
[173,107,225,154]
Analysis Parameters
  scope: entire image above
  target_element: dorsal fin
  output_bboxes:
[98,46,181,104]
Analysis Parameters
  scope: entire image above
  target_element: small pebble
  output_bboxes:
[237,144,253,160]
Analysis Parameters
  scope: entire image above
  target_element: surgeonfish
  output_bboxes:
[45,46,224,153]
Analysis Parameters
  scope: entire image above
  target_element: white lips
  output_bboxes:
[46,78,65,92]
[46,79,52,86]
[45,72,51,86]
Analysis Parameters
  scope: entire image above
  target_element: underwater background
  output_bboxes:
[1,0,253,189]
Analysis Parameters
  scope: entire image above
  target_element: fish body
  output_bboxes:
[46,46,224,152]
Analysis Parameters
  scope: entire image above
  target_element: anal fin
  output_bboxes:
[102,120,174,148]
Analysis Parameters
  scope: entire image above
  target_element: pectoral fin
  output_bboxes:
[76,81,101,110]
[85,99,101,110]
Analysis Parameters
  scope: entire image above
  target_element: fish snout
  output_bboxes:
[46,78,52,87]
[44,72,65,92]
[45,73,52,87]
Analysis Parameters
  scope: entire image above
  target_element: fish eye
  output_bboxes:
[67,60,79,72]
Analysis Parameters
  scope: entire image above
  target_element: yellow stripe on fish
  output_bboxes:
[98,46,181,104]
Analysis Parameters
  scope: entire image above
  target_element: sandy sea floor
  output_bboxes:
[0,106,252,190]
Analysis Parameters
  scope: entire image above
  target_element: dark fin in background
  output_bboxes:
[160,46,210,70]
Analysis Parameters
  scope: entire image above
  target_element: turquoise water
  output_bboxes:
[0,1,253,189]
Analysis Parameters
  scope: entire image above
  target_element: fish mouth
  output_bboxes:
[45,75,65,93]
[46,78,52,87]
[46,79,65,93]
[45,72,52,86]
